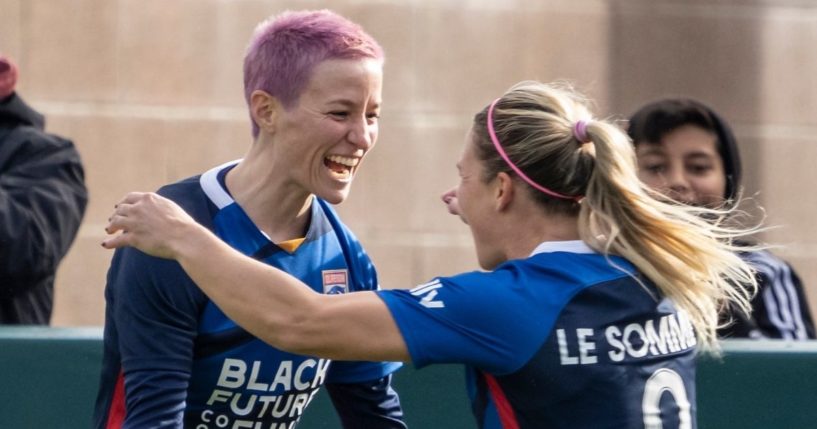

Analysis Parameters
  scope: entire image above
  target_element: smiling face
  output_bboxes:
[269,57,383,204]
[635,124,726,207]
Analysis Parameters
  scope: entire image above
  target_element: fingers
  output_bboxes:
[101,191,191,259]
[102,209,134,249]
[105,212,129,234]
[105,199,136,231]
[115,191,150,207]
[101,231,130,249]
[102,192,153,249]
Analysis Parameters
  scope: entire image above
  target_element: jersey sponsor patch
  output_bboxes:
[322,269,349,295]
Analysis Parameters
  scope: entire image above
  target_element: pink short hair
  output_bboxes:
[243,10,384,137]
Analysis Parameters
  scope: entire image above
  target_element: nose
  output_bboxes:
[441,188,461,216]
[663,168,691,201]
[348,116,375,150]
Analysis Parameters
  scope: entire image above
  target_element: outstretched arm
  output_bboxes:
[103,192,410,362]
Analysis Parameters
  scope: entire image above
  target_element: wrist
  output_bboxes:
[170,221,211,262]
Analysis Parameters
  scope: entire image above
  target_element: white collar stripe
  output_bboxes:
[530,240,596,256]
[199,159,241,209]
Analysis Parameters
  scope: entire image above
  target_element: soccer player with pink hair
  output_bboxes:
[105,81,759,428]
[94,10,405,429]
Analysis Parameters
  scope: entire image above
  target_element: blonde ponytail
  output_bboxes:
[578,119,756,350]
[472,81,757,350]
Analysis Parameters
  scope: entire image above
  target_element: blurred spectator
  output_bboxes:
[0,55,88,325]
[628,98,815,340]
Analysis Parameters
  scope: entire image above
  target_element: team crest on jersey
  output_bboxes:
[322,269,349,295]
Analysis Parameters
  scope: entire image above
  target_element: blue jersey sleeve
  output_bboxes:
[378,267,576,375]
[106,247,205,427]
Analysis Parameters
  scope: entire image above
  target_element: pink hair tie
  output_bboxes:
[487,98,581,202]
[573,119,591,143]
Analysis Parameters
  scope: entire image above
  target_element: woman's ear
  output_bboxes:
[495,172,515,211]
[250,90,279,135]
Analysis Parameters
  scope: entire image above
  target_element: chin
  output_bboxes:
[316,188,351,205]
[476,250,503,271]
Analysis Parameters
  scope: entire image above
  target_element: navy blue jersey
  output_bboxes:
[379,241,696,429]
[95,161,402,429]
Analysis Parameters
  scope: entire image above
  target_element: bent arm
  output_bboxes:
[104,192,410,362]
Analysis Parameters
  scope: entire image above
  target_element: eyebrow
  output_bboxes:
[684,152,718,161]
[637,146,717,160]
[327,99,381,110]
[637,147,667,157]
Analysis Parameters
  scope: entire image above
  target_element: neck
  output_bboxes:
[499,207,581,262]
[226,151,312,242]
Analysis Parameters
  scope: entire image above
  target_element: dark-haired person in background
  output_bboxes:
[628,98,815,340]
[0,54,88,325]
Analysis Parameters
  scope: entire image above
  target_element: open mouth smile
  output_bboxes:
[324,155,360,180]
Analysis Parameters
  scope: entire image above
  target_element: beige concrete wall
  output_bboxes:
[1,0,814,326]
